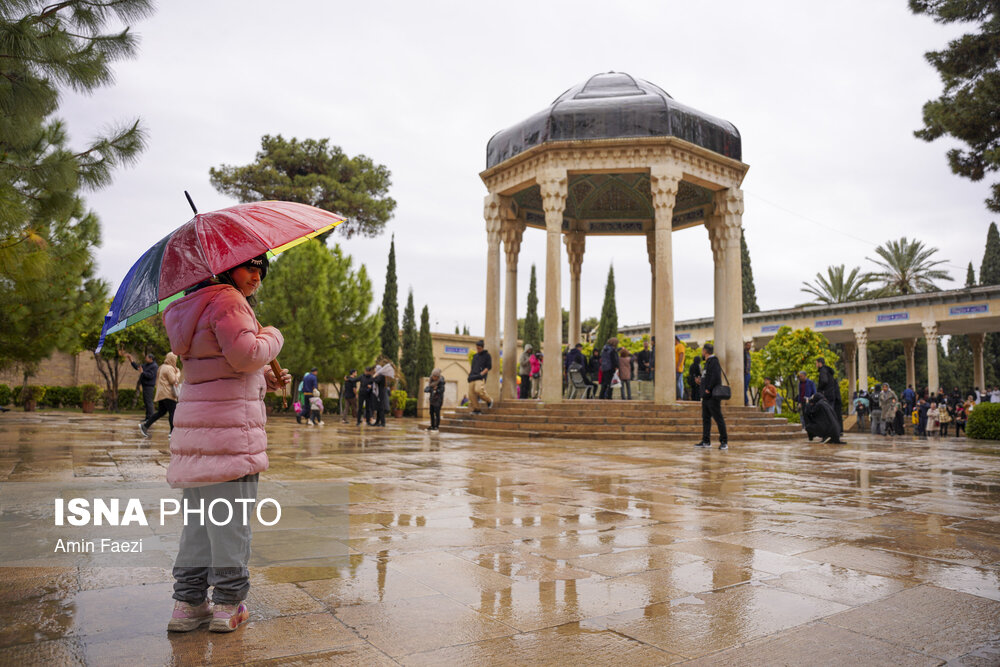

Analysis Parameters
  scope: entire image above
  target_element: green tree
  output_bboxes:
[867,237,952,295]
[80,313,169,412]
[981,222,1000,285]
[0,0,151,376]
[966,261,977,286]
[523,264,540,351]
[454,324,460,334]
[209,135,396,239]
[945,260,979,391]
[379,236,399,364]
[581,316,600,340]
[800,265,875,304]
[741,228,760,313]
[595,265,618,346]
[462,324,470,336]
[417,305,435,381]
[256,240,381,393]
[399,290,418,391]
[757,327,840,412]
[910,0,1000,212]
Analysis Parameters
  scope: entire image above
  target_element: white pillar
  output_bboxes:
[646,232,656,343]
[970,333,986,392]
[483,193,503,400]
[903,338,917,390]
[650,165,681,404]
[501,217,525,401]
[539,168,567,403]
[844,341,857,413]
[564,232,585,346]
[923,322,940,393]
[854,328,868,394]
[708,188,745,404]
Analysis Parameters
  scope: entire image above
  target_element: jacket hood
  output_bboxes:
[163,352,178,368]
[163,284,237,356]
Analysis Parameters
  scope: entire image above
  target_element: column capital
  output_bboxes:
[713,187,745,218]
[537,168,568,214]
[501,219,525,269]
[853,327,868,347]
[922,321,939,343]
[564,231,585,278]
[649,165,682,216]
[484,192,503,246]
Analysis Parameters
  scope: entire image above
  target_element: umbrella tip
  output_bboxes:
[184,191,198,215]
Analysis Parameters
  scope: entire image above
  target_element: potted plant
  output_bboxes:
[390,389,407,418]
[81,384,101,414]
[19,385,45,412]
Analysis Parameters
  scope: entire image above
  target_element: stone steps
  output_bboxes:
[437,424,802,442]
[446,413,795,430]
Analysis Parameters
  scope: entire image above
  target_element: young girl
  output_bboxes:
[309,390,324,426]
[162,254,289,633]
[927,402,940,437]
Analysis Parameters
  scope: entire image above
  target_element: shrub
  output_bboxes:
[17,385,46,405]
[0,384,12,406]
[390,389,407,412]
[81,384,101,403]
[777,411,801,424]
[41,386,82,408]
[403,397,417,417]
[113,388,137,409]
[967,403,1000,440]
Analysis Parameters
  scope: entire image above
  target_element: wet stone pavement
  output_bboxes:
[0,412,999,666]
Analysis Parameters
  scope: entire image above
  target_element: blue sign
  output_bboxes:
[950,304,988,316]
[876,312,909,322]
[761,324,781,333]
[444,346,468,355]
[677,333,691,340]
[815,319,843,328]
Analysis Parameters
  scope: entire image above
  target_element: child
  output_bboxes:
[162,254,288,633]
[938,403,952,436]
[424,369,446,430]
[927,402,940,437]
[309,390,324,426]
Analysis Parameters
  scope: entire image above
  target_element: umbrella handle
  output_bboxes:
[269,359,288,408]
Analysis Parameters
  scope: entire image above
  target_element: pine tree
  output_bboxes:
[966,262,977,287]
[417,305,435,381]
[741,228,760,313]
[523,264,541,352]
[981,222,1000,286]
[454,324,460,334]
[0,0,152,374]
[595,265,618,347]
[379,235,399,364]
[399,290,417,391]
[463,324,470,336]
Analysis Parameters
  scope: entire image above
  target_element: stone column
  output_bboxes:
[923,322,939,393]
[708,188,745,404]
[646,232,656,342]
[650,165,681,404]
[969,333,986,392]
[843,341,857,413]
[564,232,585,346]
[903,338,917,389]
[539,168,567,403]
[854,328,868,394]
[483,193,503,401]
[501,217,525,401]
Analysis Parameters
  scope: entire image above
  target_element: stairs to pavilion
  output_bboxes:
[438,400,803,443]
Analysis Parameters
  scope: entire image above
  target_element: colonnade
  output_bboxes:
[482,167,747,405]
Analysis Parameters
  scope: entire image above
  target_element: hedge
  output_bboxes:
[0,384,11,407]
[404,397,417,417]
[967,403,1000,441]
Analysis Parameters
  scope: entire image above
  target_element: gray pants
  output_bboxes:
[172,473,258,605]
[870,409,882,435]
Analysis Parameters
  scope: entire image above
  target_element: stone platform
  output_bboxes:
[441,400,803,442]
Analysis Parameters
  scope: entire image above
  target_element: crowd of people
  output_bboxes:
[853,383,998,438]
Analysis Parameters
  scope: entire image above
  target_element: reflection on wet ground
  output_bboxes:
[0,412,998,665]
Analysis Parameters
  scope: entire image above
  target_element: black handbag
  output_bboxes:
[712,366,732,401]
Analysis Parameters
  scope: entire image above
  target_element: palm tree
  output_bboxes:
[800,265,875,304]
[866,237,952,295]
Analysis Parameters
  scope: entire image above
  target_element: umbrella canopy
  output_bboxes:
[97,201,344,351]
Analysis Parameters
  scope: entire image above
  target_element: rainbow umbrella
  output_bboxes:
[96,200,344,352]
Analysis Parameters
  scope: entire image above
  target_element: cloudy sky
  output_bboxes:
[60,0,993,335]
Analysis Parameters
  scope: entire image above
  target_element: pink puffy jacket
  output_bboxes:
[162,284,283,488]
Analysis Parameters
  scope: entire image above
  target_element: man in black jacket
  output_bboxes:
[695,343,728,450]
[341,370,358,423]
[125,351,158,421]
[356,367,375,426]
[467,340,493,414]
[816,357,842,435]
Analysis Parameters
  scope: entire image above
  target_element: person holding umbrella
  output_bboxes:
[163,254,290,633]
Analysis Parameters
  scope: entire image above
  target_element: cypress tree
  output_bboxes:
[454,324,460,334]
[379,235,398,364]
[399,290,417,390]
[741,228,760,313]
[595,265,618,347]
[981,222,1000,286]
[524,265,541,352]
[463,324,470,336]
[966,262,977,287]
[417,305,435,381]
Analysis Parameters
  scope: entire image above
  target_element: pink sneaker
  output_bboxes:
[167,599,212,632]
[210,601,249,632]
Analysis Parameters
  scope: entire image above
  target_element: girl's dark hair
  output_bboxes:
[217,270,258,308]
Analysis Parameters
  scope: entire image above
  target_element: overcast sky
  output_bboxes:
[60,0,993,336]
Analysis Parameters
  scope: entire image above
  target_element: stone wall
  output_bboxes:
[0,351,141,389]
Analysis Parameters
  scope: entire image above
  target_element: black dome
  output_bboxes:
[485,72,741,168]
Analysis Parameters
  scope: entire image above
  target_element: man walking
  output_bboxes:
[341,369,358,423]
[902,384,916,416]
[695,343,728,450]
[139,352,180,438]
[125,351,158,421]
[467,340,493,414]
[356,367,375,426]
[675,336,686,400]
